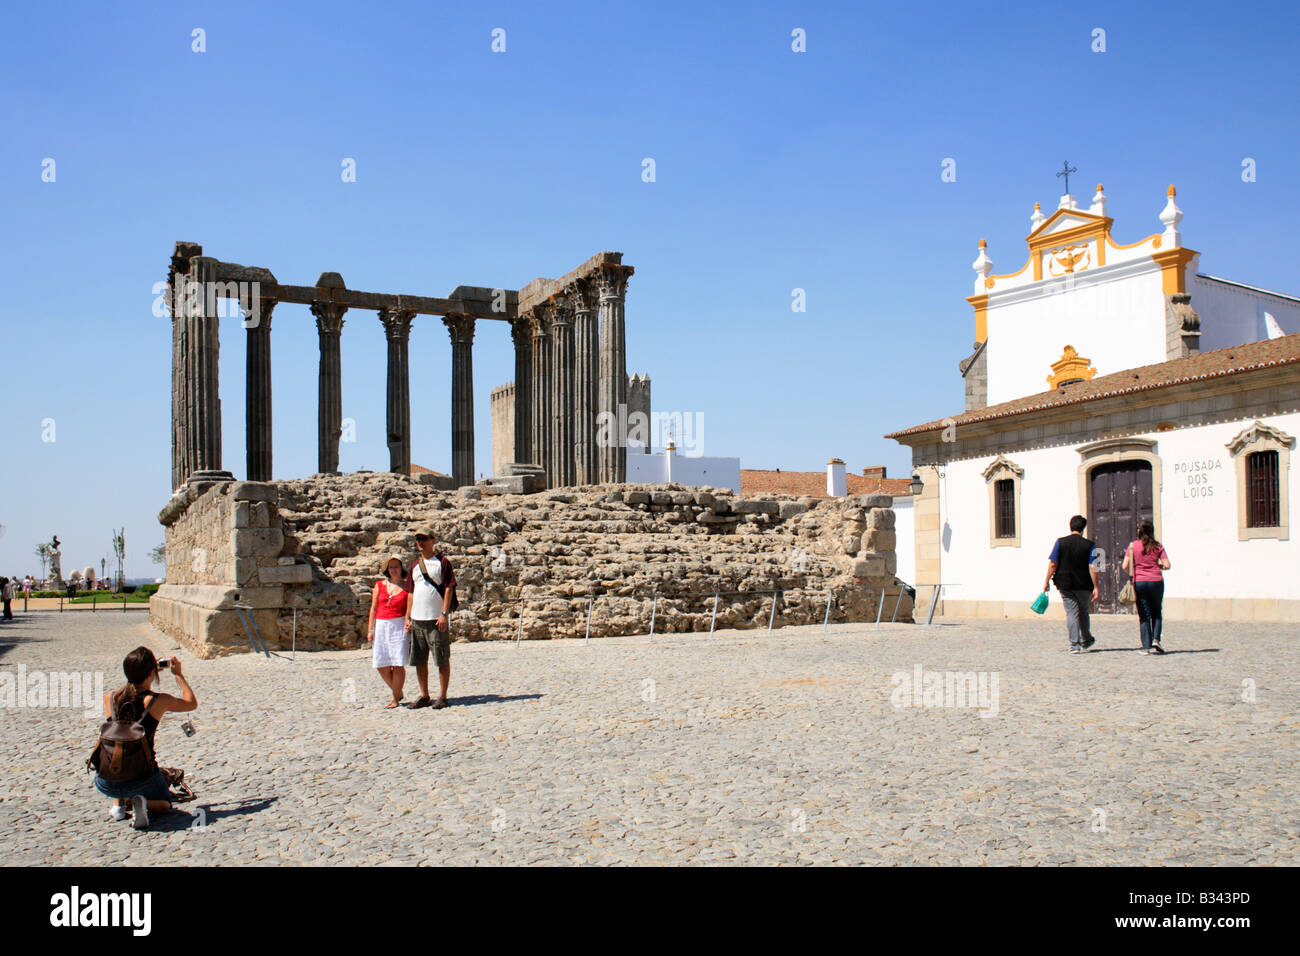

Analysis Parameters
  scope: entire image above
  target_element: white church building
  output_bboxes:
[887,182,1300,622]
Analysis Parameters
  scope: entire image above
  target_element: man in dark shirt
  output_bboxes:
[1041,515,1100,654]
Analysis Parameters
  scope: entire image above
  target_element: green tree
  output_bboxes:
[150,542,166,565]
[111,528,126,591]
[34,543,52,580]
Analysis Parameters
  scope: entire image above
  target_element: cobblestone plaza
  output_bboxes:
[1,611,1294,866]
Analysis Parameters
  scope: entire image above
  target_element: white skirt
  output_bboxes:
[372,617,409,669]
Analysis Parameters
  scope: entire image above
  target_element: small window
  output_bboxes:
[1247,450,1280,528]
[994,479,1016,538]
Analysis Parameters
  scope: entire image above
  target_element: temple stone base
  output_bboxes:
[152,471,912,657]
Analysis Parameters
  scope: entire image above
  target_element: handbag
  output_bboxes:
[1030,591,1049,615]
[161,766,197,803]
[1119,544,1137,605]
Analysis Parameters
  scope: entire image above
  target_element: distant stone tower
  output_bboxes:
[627,373,651,449]
[490,383,516,477]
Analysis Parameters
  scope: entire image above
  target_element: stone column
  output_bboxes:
[186,256,224,477]
[595,265,631,483]
[444,312,476,487]
[509,317,533,467]
[379,307,415,475]
[569,281,598,485]
[311,301,348,474]
[550,298,576,487]
[243,295,277,481]
[529,309,552,485]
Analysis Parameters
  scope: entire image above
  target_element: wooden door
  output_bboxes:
[1088,461,1154,613]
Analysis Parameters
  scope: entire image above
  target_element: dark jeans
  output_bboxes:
[1135,580,1164,649]
[1,599,11,619]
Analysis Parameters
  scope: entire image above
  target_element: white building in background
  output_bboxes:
[888,182,1300,622]
[627,441,741,492]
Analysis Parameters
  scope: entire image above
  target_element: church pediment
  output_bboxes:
[1031,208,1108,239]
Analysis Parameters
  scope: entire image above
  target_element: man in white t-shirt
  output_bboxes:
[402,530,457,709]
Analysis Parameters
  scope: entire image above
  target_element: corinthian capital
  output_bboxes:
[563,279,594,315]
[311,302,348,336]
[442,312,476,346]
[549,296,574,328]
[593,264,632,301]
[378,307,415,341]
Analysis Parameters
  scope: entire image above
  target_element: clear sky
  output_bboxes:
[2,0,1297,578]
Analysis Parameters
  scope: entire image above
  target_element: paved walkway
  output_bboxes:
[1,610,1295,865]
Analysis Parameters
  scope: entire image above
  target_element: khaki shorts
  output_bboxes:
[409,619,450,668]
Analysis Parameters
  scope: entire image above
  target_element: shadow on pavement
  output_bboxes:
[445,693,543,708]
[150,796,279,832]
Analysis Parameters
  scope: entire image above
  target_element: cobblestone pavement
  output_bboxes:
[1,610,1295,865]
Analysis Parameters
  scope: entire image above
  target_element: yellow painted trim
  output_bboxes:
[1150,247,1198,295]
[967,293,989,343]
[987,256,1033,283]
[1106,231,1161,251]
[1046,345,1097,388]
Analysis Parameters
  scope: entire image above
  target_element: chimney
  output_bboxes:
[862,465,887,480]
[827,458,847,497]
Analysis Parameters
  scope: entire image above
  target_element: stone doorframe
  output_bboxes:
[1075,438,1163,539]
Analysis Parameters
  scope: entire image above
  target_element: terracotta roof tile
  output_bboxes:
[886,334,1300,440]
[740,470,912,498]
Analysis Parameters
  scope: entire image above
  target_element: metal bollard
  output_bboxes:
[92,596,96,612]
[649,595,659,639]
[824,590,835,631]
[292,607,298,661]
[122,598,127,613]
[875,588,886,627]
[767,592,778,633]
[709,591,719,636]
[892,587,907,623]
[584,597,593,645]
[59,597,63,613]
[925,585,942,626]
[515,598,524,645]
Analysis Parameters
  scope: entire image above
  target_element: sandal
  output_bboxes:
[433,697,448,709]
[409,696,432,709]
[384,697,402,709]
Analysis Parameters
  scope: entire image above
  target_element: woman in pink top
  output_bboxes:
[1121,520,1172,655]
[366,555,411,707]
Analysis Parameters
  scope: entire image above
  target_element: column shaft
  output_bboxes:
[530,311,552,486]
[444,313,476,487]
[571,283,598,485]
[313,303,347,474]
[379,308,414,475]
[551,302,575,487]
[187,256,223,475]
[510,318,532,466]
[244,298,275,482]
[596,266,631,483]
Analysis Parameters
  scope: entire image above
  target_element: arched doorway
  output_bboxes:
[1088,460,1153,612]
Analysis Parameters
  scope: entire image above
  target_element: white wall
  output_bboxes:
[986,265,1168,406]
[893,496,915,586]
[934,412,1299,605]
[1192,275,1300,351]
[627,450,741,492]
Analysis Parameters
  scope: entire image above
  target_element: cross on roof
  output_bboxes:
[1056,160,1078,195]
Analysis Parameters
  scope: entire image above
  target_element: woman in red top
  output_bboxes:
[1121,520,1172,655]
[367,555,411,707]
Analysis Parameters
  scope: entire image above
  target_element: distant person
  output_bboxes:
[23,575,33,596]
[366,555,410,708]
[91,647,198,829]
[1122,520,1171,655]
[1040,515,1100,654]
[403,530,457,709]
[1,577,12,620]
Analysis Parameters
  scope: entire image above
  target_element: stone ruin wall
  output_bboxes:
[151,472,914,658]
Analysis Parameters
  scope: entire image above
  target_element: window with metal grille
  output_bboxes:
[1247,450,1280,527]
[994,478,1016,538]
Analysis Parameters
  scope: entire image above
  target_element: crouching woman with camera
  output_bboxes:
[89,646,197,830]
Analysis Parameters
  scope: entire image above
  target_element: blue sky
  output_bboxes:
[2,0,1297,577]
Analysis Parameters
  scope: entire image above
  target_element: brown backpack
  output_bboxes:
[87,692,157,783]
